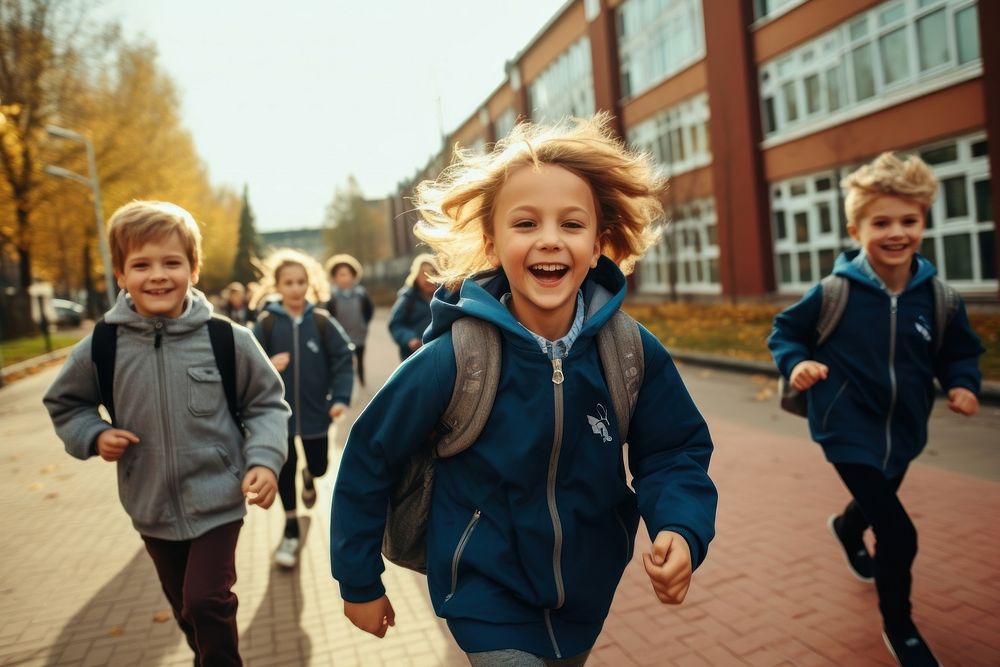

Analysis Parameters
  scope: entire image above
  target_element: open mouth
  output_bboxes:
[881,244,908,252]
[529,263,569,284]
[145,288,173,296]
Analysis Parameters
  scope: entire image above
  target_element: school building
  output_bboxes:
[387,0,998,300]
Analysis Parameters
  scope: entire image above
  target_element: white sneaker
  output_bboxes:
[274,537,300,568]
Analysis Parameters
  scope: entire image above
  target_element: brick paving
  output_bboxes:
[1,309,997,665]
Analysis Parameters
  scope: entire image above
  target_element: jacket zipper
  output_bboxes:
[153,320,189,535]
[883,295,898,470]
[292,318,301,437]
[444,509,481,602]
[546,357,566,659]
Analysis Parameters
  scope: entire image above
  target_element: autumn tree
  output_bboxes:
[231,185,260,285]
[322,176,389,267]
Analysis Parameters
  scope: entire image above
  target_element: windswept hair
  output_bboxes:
[325,253,364,281]
[107,200,202,274]
[249,248,329,311]
[842,152,938,227]
[413,112,665,290]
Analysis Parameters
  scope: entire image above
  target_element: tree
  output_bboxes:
[231,185,260,285]
[322,176,389,267]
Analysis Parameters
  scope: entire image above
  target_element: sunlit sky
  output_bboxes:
[100,0,567,231]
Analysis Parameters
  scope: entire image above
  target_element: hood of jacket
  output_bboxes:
[425,255,627,348]
[832,249,937,293]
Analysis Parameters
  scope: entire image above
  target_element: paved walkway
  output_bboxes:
[1,309,997,665]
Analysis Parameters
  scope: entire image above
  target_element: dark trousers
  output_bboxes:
[354,344,366,386]
[142,520,243,666]
[833,463,914,630]
[278,434,329,512]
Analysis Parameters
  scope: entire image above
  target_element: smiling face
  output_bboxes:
[115,231,198,319]
[848,195,926,286]
[485,163,602,340]
[276,263,309,313]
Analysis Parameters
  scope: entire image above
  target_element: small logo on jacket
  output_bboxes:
[587,404,613,443]
[306,338,320,354]
[915,316,931,343]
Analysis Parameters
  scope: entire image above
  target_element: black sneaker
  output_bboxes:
[301,470,316,509]
[827,514,874,582]
[882,626,941,667]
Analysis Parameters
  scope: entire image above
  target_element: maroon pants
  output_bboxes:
[142,520,243,666]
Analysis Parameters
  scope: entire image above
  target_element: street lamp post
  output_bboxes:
[44,124,116,310]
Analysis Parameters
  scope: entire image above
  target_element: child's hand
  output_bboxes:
[242,466,277,508]
[790,360,829,391]
[344,596,395,638]
[95,428,140,461]
[270,352,290,372]
[642,530,693,605]
[407,338,421,352]
[947,387,979,416]
[329,402,347,419]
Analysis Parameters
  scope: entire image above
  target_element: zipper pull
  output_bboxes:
[153,320,164,348]
[890,295,898,314]
[551,358,564,385]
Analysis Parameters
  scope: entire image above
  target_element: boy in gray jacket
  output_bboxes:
[43,201,290,667]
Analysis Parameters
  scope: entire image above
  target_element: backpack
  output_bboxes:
[91,314,245,434]
[779,274,959,417]
[382,310,645,573]
[257,307,335,361]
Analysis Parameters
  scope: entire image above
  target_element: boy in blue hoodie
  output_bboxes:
[43,201,290,666]
[768,153,982,667]
[331,114,717,665]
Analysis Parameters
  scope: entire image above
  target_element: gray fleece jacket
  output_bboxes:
[43,289,291,541]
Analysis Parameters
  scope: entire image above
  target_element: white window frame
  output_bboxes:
[751,0,809,24]
[528,37,595,124]
[759,0,982,146]
[627,93,712,178]
[638,198,721,295]
[616,0,705,101]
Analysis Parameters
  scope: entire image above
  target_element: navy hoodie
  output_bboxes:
[331,257,717,658]
[253,301,354,438]
[387,285,433,360]
[768,250,982,477]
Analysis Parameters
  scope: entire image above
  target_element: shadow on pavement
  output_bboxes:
[242,516,312,664]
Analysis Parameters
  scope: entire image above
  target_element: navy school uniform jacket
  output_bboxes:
[387,285,432,360]
[768,250,982,478]
[253,301,354,439]
[331,256,717,658]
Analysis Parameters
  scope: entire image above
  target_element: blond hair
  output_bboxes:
[249,248,329,310]
[107,201,202,274]
[405,253,439,287]
[325,253,364,282]
[842,152,938,227]
[413,112,664,290]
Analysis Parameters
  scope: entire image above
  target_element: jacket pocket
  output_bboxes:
[180,445,244,516]
[821,380,849,431]
[187,366,224,417]
[445,509,481,602]
[118,449,174,527]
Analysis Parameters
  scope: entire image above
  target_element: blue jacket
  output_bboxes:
[253,301,354,438]
[768,250,982,477]
[387,286,432,360]
[331,257,717,658]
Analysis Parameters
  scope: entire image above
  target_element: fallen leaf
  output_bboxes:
[152,611,172,623]
[39,464,57,474]
[754,388,774,402]
[44,492,58,500]
[28,482,43,491]
[108,626,124,637]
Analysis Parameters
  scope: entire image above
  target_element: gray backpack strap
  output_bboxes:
[435,317,502,458]
[816,274,849,347]
[931,277,959,356]
[596,311,644,443]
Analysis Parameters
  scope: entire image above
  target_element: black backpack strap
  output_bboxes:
[816,274,849,347]
[207,316,244,434]
[90,319,118,425]
[931,277,959,357]
[258,311,275,354]
[313,307,335,361]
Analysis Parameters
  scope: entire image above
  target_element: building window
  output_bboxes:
[759,0,981,140]
[773,133,994,292]
[528,37,595,124]
[626,93,711,178]
[494,108,517,142]
[753,0,808,21]
[616,0,704,100]
[638,198,720,295]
